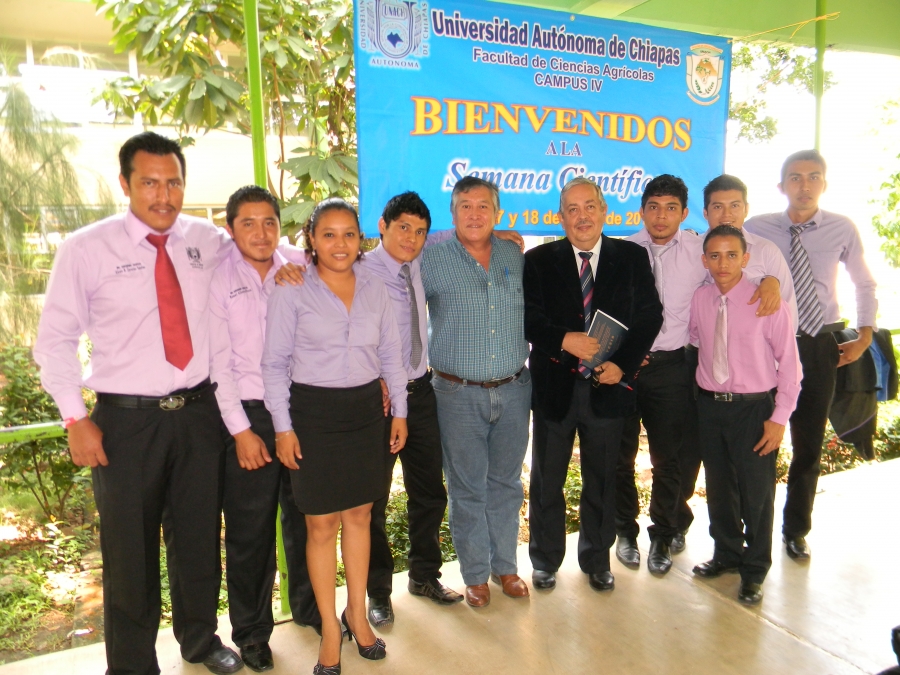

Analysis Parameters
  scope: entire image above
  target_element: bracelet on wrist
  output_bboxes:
[275,431,293,441]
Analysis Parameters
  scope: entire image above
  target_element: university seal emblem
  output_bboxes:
[686,44,724,105]
[359,0,429,63]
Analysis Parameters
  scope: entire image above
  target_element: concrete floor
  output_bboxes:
[3,458,898,675]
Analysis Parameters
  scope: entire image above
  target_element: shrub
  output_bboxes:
[0,343,90,522]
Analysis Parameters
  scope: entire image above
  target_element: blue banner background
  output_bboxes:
[354,0,731,235]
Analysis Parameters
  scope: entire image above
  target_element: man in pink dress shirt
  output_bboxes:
[209,186,312,671]
[689,225,802,605]
[34,132,242,675]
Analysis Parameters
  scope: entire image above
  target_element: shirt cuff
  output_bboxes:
[56,393,88,422]
[223,409,252,436]
[770,405,792,427]
[390,401,408,419]
[272,410,293,434]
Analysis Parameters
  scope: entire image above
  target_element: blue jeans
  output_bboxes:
[432,369,532,586]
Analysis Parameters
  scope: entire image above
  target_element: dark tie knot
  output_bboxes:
[789,222,814,237]
[146,233,169,248]
[578,251,593,261]
[399,263,411,280]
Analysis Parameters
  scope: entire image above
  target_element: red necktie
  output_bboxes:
[146,234,193,370]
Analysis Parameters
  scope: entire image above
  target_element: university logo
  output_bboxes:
[359,0,429,65]
[686,44,724,105]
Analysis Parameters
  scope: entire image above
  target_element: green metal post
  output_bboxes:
[243,0,268,188]
[814,0,827,150]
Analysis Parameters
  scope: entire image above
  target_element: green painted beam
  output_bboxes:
[243,0,268,188]
[814,0,827,150]
[0,422,65,446]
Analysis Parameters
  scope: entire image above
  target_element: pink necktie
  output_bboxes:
[146,234,193,370]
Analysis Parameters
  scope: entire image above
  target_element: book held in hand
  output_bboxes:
[583,310,628,370]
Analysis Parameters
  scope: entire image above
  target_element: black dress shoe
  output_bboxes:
[408,577,464,604]
[784,535,811,560]
[615,536,640,569]
[367,596,394,627]
[670,530,686,554]
[240,643,273,673]
[588,571,615,591]
[738,581,764,605]
[532,569,556,590]
[202,645,244,675]
[692,559,740,578]
[647,538,672,575]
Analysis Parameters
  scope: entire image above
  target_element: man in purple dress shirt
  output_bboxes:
[209,186,312,671]
[689,225,802,605]
[745,150,877,560]
[34,132,241,675]
[360,192,464,627]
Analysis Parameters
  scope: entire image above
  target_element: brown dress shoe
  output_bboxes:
[465,583,490,607]
[490,573,530,598]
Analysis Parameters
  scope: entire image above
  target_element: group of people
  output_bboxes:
[32,131,876,675]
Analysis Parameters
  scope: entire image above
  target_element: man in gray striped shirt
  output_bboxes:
[422,176,532,608]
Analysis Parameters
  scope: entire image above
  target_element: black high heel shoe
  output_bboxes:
[312,622,343,674]
[341,610,386,660]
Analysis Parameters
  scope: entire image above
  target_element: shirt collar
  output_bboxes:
[125,208,185,247]
[633,227,682,249]
[716,273,753,302]
[781,208,823,230]
[371,242,405,278]
[571,236,602,260]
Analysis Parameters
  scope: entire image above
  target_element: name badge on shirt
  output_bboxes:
[229,286,251,299]
[115,262,147,274]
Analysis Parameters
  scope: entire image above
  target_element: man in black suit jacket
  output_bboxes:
[524,177,663,591]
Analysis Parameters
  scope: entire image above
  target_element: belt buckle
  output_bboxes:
[714,392,732,402]
[159,395,185,411]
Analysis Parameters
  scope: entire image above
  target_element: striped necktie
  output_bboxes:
[577,251,594,379]
[399,264,423,369]
[789,222,825,337]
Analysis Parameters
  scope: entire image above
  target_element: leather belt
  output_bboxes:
[407,369,433,393]
[698,388,771,403]
[98,379,217,411]
[646,347,685,364]
[434,368,523,389]
[241,399,266,409]
[798,321,846,338]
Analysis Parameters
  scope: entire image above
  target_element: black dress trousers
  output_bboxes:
[676,345,702,533]
[698,394,778,584]
[222,403,312,646]
[615,349,690,543]
[368,380,448,597]
[91,390,224,675]
[783,332,840,537]
[530,379,623,575]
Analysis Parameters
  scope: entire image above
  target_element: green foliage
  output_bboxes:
[0,69,113,340]
[729,41,833,143]
[872,158,900,268]
[0,344,91,522]
[562,463,582,534]
[383,490,456,574]
[95,0,357,236]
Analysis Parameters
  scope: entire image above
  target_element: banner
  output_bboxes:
[354,0,731,235]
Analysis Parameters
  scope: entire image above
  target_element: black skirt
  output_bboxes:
[288,379,387,515]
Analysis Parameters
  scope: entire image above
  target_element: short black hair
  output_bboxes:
[703,224,747,253]
[703,174,748,209]
[641,174,688,209]
[381,191,432,232]
[303,197,360,263]
[119,131,186,183]
[781,150,827,183]
[450,176,500,213]
[225,185,281,228]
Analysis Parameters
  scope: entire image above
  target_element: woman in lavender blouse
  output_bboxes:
[261,198,408,674]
